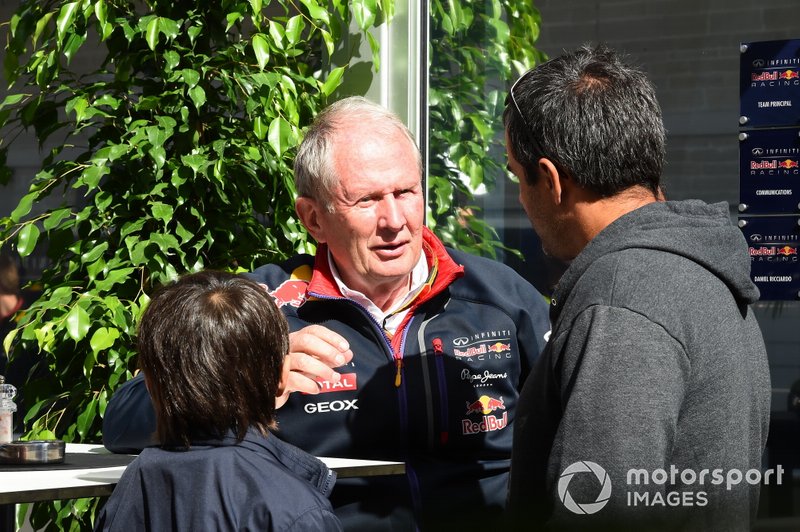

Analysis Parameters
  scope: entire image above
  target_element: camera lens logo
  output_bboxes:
[557,461,612,515]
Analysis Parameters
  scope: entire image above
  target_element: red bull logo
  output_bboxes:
[751,160,777,170]
[269,279,308,308]
[749,246,776,256]
[462,412,508,435]
[780,70,799,80]
[778,246,798,256]
[487,342,511,353]
[778,159,799,169]
[752,71,778,82]
[454,344,487,358]
[465,395,505,416]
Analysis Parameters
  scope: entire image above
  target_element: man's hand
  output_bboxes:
[276,324,354,408]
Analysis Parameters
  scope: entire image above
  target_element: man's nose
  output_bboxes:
[378,196,404,230]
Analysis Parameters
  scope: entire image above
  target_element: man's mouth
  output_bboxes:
[373,241,407,256]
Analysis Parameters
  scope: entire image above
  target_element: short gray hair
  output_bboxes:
[293,96,422,211]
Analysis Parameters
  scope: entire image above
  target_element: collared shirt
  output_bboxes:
[328,250,429,335]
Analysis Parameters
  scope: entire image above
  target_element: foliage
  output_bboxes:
[0,0,392,528]
[428,0,545,258]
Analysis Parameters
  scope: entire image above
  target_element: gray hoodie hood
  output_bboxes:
[550,200,760,322]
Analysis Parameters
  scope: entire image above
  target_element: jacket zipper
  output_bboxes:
[432,337,449,446]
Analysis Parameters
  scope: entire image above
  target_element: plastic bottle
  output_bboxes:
[0,375,17,443]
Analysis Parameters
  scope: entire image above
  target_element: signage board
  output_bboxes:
[739,127,800,214]
[739,215,800,300]
[740,39,800,128]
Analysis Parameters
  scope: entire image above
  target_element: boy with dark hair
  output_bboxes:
[96,271,341,531]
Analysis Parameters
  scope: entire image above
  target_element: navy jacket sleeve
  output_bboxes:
[102,373,158,453]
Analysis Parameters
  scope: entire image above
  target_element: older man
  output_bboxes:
[103,96,550,531]
[504,45,770,531]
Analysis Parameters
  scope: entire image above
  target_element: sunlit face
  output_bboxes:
[303,122,425,302]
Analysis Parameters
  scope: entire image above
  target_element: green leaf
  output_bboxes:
[63,32,86,63]
[66,304,91,341]
[0,93,27,110]
[56,2,80,42]
[159,18,180,40]
[86,256,106,280]
[33,12,55,47]
[285,15,306,46]
[249,0,263,16]
[189,85,206,109]
[146,17,160,51]
[181,69,200,88]
[121,219,146,238]
[151,201,174,222]
[76,396,97,438]
[352,0,377,30]
[164,50,180,71]
[269,21,285,51]
[320,29,334,57]
[182,154,210,175]
[80,165,109,189]
[226,12,244,32]
[17,224,40,257]
[253,116,268,140]
[3,328,18,357]
[90,327,120,353]
[150,146,167,168]
[321,66,346,96]
[94,267,136,291]
[252,34,270,70]
[43,208,72,231]
[10,192,35,222]
[81,241,108,263]
[94,0,107,27]
[267,116,292,156]
[367,31,380,72]
[299,0,331,25]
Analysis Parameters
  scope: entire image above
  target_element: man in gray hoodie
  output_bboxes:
[504,44,771,531]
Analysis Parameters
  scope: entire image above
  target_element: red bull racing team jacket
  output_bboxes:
[102,228,550,531]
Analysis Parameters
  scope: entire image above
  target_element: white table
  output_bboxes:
[0,443,405,505]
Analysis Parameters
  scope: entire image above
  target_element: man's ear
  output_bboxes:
[295,196,326,243]
[538,158,564,205]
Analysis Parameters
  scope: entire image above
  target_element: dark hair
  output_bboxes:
[137,271,287,447]
[504,44,665,197]
[0,254,19,296]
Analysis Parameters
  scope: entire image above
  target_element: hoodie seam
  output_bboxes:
[555,303,691,364]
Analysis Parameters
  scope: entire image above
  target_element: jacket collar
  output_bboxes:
[170,429,336,497]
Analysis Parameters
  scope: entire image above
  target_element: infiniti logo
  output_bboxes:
[453,337,469,346]
[750,234,763,242]
[752,59,766,68]
[752,148,764,156]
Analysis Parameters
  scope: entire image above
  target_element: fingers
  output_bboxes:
[289,324,353,368]
[276,325,354,408]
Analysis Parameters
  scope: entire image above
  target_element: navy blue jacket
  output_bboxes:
[95,429,341,531]
[103,228,550,531]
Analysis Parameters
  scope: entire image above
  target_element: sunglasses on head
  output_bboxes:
[506,72,548,161]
